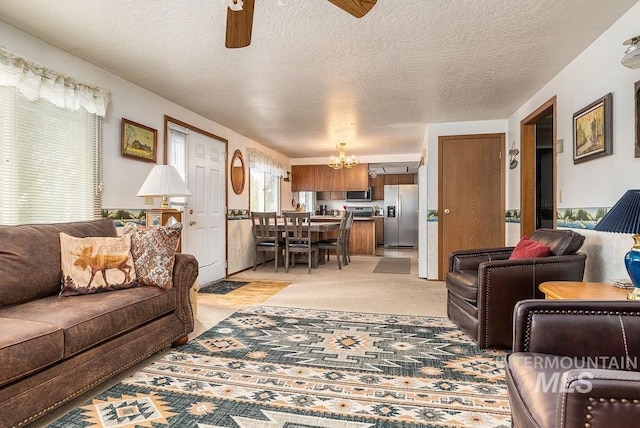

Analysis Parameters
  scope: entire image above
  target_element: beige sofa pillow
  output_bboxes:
[60,232,138,296]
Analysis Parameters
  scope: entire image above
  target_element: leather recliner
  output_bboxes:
[446,228,587,349]
[507,300,640,428]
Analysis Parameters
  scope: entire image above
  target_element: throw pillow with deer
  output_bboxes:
[59,233,138,296]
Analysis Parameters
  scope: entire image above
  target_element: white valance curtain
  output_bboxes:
[247,147,287,177]
[0,47,110,117]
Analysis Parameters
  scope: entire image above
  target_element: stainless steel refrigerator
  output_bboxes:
[384,184,418,248]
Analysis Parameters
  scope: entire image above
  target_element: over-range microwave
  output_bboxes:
[345,188,372,202]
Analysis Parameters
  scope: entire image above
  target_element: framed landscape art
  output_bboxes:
[573,93,612,164]
[121,118,157,162]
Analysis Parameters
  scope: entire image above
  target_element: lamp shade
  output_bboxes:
[594,190,640,233]
[137,165,192,198]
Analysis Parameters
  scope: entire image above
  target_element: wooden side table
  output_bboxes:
[539,281,631,300]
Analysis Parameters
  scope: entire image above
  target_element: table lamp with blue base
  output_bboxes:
[595,189,640,300]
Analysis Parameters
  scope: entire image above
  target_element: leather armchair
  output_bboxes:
[507,300,640,428]
[446,228,586,349]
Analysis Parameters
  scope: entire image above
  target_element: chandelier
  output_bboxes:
[327,143,357,170]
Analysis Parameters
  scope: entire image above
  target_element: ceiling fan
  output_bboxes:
[225,0,377,49]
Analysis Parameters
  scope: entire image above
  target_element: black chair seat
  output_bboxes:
[256,240,283,247]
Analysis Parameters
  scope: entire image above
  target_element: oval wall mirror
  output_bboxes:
[230,149,245,195]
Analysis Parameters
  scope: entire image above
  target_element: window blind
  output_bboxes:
[0,86,103,224]
[167,124,188,207]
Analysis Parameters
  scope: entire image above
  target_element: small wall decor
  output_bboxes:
[230,149,245,195]
[635,80,640,157]
[573,93,612,164]
[508,141,519,169]
[121,118,157,162]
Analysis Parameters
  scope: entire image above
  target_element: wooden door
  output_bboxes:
[521,97,557,236]
[438,134,505,279]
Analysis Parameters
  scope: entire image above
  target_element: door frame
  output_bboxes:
[520,96,557,237]
[437,133,505,279]
[163,115,229,277]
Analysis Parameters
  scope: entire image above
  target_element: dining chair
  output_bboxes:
[317,211,353,269]
[282,211,318,273]
[251,211,284,272]
[343,211,355,264]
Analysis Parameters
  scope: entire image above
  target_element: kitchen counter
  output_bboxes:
[311,215,379,221]
[310,215,377,255]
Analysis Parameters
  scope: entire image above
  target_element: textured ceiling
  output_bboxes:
[0,0,637,160]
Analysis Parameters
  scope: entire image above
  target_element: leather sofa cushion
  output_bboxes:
[0,318,63,387]
[0,219,117,307]
[529,228,585,256]
[0,286,175,358]
[446,270,478,303]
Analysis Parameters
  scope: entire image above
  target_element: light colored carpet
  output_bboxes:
[372,256,411,274]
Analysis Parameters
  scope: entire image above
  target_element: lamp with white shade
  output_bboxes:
[137,165,192,209]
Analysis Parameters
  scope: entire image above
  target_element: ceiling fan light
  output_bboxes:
[622,35,640,69]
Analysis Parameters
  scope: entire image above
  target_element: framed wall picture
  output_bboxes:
[121,118,157,162]
[635,80,640,158]
[573,93,612,164]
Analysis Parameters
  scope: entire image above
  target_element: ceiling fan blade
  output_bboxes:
[327,0,377,18]
[225,0,255,48]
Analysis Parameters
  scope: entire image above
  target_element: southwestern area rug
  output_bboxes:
[49,306,511,427]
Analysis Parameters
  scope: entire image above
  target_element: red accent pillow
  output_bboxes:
[509,236,551,260]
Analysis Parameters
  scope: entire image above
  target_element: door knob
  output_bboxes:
[189,220,197,226]
[444,209,450,214]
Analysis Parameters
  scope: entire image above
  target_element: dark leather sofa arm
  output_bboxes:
[556,369,640,428]
[448,247,514,271]
[172,253,199,334]
[512,300,640,356]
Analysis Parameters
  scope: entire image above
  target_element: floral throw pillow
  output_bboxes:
[123,222,182,289]
[60,233,138,296]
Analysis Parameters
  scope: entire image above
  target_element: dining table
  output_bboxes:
[274,221,340,234]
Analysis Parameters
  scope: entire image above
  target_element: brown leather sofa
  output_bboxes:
[446,228,586,349]
[507,299,640,428]
[0,219,198,427]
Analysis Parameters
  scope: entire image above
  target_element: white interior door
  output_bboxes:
[185,132,226,284]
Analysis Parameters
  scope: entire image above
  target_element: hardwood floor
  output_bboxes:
[196,280,291,307]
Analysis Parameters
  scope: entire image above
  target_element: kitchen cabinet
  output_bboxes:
[398,174,416,184]
[384,174,416,185]
[309,217,376,255]
[292,164,369,192]
[291,165,316,191]
[317,191,346,200]
[370,175,384,200]
[341,164,369,190]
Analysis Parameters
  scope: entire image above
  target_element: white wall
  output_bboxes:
[0,21,292,215]
[1,21,293,275]
[506,1,640,281]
